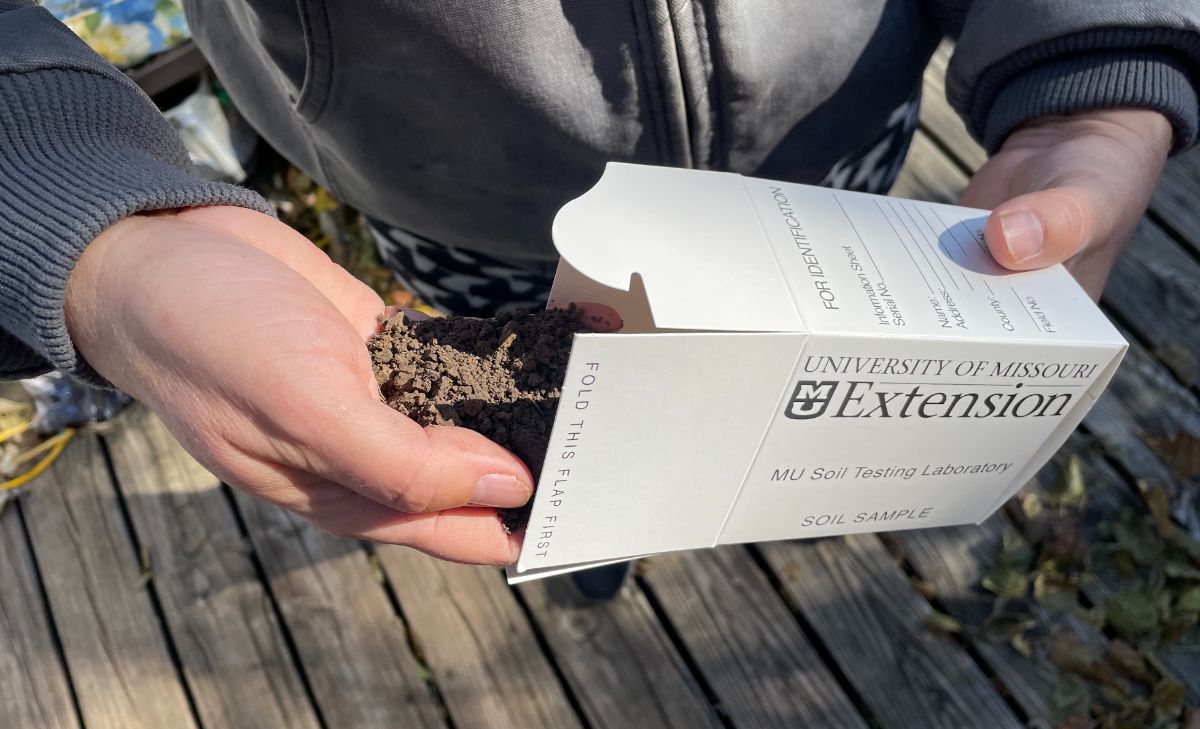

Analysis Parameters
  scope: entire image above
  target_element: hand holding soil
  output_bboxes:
[65,205,539,564]
[369,303,622,533]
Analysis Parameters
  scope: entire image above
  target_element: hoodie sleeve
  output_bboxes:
[0,1,273,383]
[924,0,1200,153]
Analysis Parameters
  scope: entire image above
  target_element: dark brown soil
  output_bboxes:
[367,306,595,532]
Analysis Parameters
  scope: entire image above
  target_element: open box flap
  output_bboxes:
[551,163,805,333]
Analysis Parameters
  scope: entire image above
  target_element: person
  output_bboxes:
[0,2,1196,590]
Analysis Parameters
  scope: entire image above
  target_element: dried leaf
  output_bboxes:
[1022,492,1046,521]
[1106,590,1159,639]
[1162,610,1198,644]
[1050,630,1099,679]
[1144,431,1200,480]
[1112,550,1137,579]
[1183,707,1200,729]
[1042,516,1089,570]
[1012,632,1035,657]
[1112,510,1164,567]
[1056,715,1095,729]
[980,611,1037,644]
[1104,702,1153,729]
[911,578,938,601]
[1154,343,1198,387]
[923,611,962,635]
[984,529,1035,598]
[984,565,1031,599]
[1104,640,1153,686]
[1051,673,1093,725]
[312,186,340,213]
[367,552,385,585]
[1178,586,1200,613]
[1152,678,1186,716]
[1166,528,1200,563]
[1050,456,1087,510]
[1035,572,1080,612]
[1140,484,1174,538]
[133,544,153,590]
[1165,560,1200,581]
[1077,605,1107,631]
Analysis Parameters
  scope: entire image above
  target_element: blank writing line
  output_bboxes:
[1011,286,1042,331]
[832,193,883,280]
[873,199,934,295]
[891,200,947,291]
[902,202,959,292]
[915,204,974,292]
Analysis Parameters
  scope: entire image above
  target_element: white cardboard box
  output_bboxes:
[506,162,1126,584]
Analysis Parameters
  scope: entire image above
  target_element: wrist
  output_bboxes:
[1005,108,1173,161]
[65,213,179,383]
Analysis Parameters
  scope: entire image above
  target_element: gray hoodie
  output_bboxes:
[1,0,1199,382]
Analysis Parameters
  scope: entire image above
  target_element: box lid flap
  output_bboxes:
[554,163,1125,347]
[552,163,805,332]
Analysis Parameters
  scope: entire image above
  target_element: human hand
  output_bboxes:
[962,109,1173,299]
[65,206,535,564]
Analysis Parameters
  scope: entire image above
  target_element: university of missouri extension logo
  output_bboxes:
[782,379,1076,420]
[783,381,838,419]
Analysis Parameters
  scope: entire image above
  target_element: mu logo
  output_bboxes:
[783,381,838,420]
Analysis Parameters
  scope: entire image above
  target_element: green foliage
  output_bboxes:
[926,454,1200,729]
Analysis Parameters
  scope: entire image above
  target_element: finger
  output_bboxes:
[983,181,1120,271]
[562,301,623,332]
[276,389,536,515]
[312,497,520,565]
[214,455,518,564]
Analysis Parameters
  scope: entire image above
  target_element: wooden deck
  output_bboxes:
[3,45,1198,729]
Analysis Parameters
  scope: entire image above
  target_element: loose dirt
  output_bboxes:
[368,306,598,532]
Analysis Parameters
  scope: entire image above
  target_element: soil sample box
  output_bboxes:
[484,163,1127,584]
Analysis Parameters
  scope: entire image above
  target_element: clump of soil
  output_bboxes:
[367,306,596,532]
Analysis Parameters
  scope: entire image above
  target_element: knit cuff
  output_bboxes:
[0,68,274,386]
[983,50,1199,154]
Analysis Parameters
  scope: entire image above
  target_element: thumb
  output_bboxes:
[282,387,536,515]
[983,182,1116,272]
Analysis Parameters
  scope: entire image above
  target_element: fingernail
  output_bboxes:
[573,302,624,332]
[470,474,531,508]
[999,210,1044,263]
[508,538,523,564]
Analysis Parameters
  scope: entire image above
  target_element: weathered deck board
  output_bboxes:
[1153,150,1200,260]
[1038,440,1200,701]
[898,519,1057,718]
[0,504,81,729]
[1088,352,1200,535]
[20,433,199,729]
[1103,219,1200,381]
[373,546,582,729]
[231,497,448,729]
[759,536,1025,729]
[897,440,1115,724]
[919,43,987,171]
[103,408,322,729]
[639,547,869,729]
[519,573,725,729]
